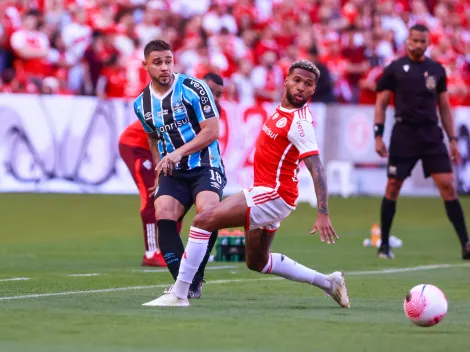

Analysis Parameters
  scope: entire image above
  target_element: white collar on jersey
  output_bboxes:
[278,103,307,113]
[149,73,179,100]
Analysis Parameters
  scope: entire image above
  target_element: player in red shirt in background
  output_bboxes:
[143,60,350,308]
[118,72,225,267]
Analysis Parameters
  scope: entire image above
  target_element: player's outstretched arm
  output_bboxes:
[303,155,338,244]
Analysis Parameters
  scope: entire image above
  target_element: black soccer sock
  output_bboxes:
[444,200,469,248]
[380,197,396,248]
[157,219,185,280]
[193,230,218,285]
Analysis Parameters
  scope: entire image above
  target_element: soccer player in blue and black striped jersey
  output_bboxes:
[133,40,226,296]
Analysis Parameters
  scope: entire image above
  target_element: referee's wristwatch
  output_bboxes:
[449,136,458,142]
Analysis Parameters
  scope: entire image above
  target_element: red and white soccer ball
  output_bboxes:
[404,284,448,327]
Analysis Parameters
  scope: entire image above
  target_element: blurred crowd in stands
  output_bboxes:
[0,0,469,105]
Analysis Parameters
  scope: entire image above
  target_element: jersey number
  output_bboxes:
[210,169,222,184]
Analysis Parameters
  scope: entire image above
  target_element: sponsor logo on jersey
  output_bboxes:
[296,120,305,137]
[189,79,207,96]
[144,111,152,119]
[276,117,287,128]
[157,109,169,117]
[158,117,189,133]
[272,112,280,120]
[203,105,212,113]
[262,124,278,140]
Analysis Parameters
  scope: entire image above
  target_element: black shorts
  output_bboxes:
[387,123,452,180]
[154,167,226,211]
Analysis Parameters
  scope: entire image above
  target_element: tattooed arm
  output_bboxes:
[303,154,329,215]
[303,154,338,244]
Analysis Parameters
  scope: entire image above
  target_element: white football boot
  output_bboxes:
[326,271,350,308]
[142,293,190,307]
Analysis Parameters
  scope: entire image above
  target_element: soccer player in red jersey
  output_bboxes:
[143,60,350,308]
[119,73,225,268]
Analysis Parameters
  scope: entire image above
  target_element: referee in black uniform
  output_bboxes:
[374,24,470,260]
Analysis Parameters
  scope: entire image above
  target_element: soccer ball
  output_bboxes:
[404,284,448,327]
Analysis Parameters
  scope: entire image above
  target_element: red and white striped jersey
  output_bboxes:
[253,104,319,207]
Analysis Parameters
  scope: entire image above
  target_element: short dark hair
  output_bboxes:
[289,60,320,82]
[144,40,172,58]
[203,72,224,86]
[410,24,429,33]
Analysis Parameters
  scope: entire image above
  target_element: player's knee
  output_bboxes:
[195,201,218,215]
[385,179,403,200]
[192,209,216,231]
[439,180,457,200]
[154,208,177,221]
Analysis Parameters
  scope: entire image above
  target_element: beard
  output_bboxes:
[151,74,173,86]
[157,76,172,86]
[286,90,308,108]
[408,45,425,60]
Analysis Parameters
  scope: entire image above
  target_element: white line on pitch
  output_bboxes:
[0,278,30,282]
[0,278,279,301]
[1,263,469,301]
[347,263,470,276]
[68,273,101,277]
[138,265,237,273]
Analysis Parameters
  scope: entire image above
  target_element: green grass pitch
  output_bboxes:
[0,193,469,352]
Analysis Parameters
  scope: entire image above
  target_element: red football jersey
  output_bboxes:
[253,104,319,207]
[119,120,149,149]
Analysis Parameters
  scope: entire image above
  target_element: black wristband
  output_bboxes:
[374,123,384,137]
[449,136,458,142]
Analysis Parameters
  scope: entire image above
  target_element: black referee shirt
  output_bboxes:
[376,56,447,125]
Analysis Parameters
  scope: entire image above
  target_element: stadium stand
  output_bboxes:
[0,0,469,105]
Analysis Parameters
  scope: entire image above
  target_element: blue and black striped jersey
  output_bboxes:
[133,73,224,172]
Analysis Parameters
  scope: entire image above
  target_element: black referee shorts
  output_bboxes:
[387,123,452,180]
[154,166,226,210]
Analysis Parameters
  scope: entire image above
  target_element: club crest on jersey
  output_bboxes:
[276,117,287,128]
[173,101,185,114]
[425,75,436,90]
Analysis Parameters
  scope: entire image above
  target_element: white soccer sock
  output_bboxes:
[261,253,333,293]
[171,226,211,299]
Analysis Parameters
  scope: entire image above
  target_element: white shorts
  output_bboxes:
[243,186,294,232]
